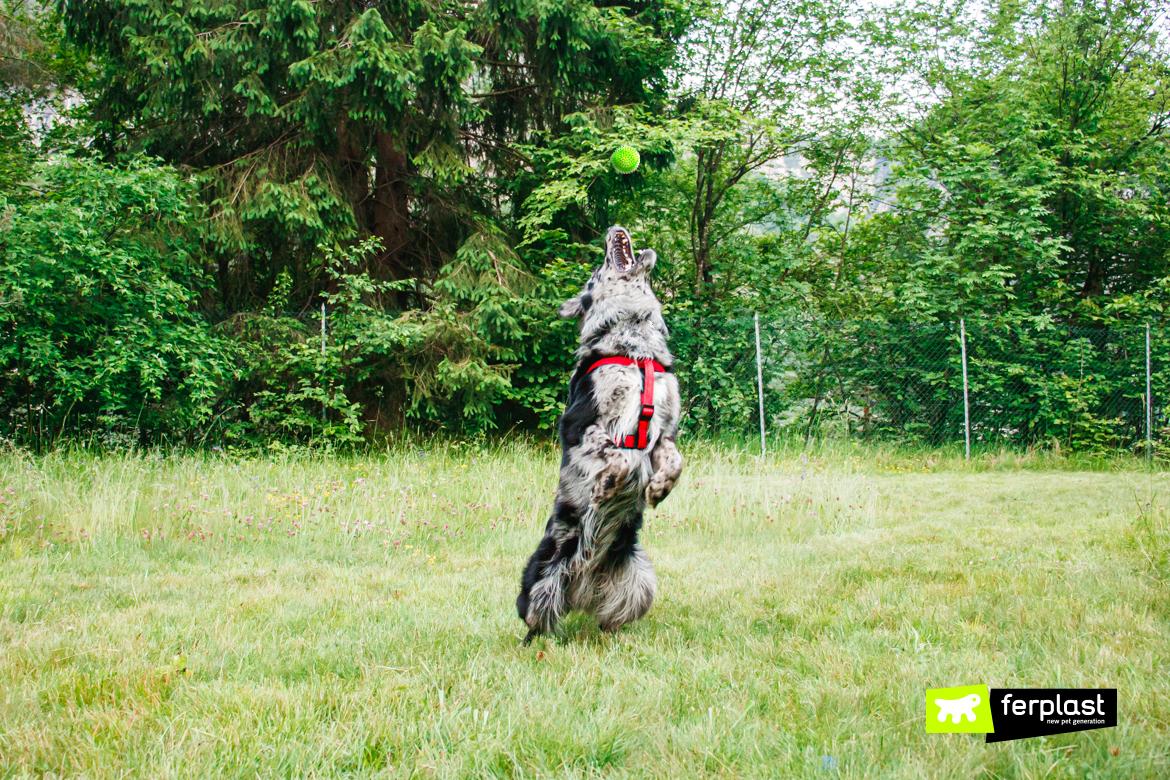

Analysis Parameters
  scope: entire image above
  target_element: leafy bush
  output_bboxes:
[0,155,237,447]
[219,232,562,445]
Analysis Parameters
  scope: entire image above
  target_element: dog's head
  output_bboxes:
[559,226,657,320]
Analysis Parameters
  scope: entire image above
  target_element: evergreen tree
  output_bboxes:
[61,0,684,309]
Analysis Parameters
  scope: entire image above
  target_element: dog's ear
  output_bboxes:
[559,294,586,319]
[638,249,657,271]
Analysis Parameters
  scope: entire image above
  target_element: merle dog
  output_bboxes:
[517,226,683,642]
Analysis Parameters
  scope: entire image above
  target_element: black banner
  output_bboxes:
[986,689,1117,743]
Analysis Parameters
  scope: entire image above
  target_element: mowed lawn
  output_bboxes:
[1,442,1168,779]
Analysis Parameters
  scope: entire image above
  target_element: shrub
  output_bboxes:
[0,155,236,447]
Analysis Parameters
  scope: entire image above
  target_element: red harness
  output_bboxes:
[586,357,666,450]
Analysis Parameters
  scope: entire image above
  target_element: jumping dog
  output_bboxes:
[517,225,683,642]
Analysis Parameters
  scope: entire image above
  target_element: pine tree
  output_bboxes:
[62,0,682,309]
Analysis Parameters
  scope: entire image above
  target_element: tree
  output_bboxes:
[671,0,860,298]
[1,0,87,188]
[61,0,683,309]
[876,0,1170,323]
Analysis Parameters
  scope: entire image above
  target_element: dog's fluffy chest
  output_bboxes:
[589,364,680,460]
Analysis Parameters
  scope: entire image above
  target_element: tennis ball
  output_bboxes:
[611,145,640,174]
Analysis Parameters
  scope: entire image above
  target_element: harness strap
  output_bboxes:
[585,357,665,449]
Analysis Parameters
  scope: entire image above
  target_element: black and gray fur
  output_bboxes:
[517,226,684,642]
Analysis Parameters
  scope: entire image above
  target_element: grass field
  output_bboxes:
[1,440,1168,779]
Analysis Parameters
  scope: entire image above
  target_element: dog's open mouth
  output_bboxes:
[610,228,635,273]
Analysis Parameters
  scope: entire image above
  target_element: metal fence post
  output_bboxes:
[754,313,766,457]
[1147,322,1152,461]
[960,318,971,460]
[321,303,327,424]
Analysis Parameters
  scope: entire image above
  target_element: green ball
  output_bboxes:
[611,145,640,174]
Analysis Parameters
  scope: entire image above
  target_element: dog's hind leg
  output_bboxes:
[526,561,570,640]
[595,544,657,633]
[517,526,580,640]
[525,559,570,637]
[517,534,555,627]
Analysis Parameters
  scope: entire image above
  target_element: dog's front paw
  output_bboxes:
[645,438,683,508]
[645,469,677,508]
[592,455,629,505]
[581,425,628,505]
[581,424,614,452]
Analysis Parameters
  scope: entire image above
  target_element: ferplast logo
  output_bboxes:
[925,685,995,734]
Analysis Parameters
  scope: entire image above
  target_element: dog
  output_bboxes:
[517,225,683,642]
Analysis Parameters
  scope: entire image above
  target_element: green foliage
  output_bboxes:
[224,231,551,444]
[2,0,89,91]
[873,0,1170,323]
[410,230,529,427]
[0,0,1167,451]
[1,0,80,190]
[503,257,594,429]
[515,106,680,260]
[61,0,684,310]
[670,314,1162,455]
[42,0,690,443]
[884,131,1066,320]
[0,155,237,447]
[0,97,33,191]
[640,0,1170,451]
[223,238,415,446]
[669,314,760,434]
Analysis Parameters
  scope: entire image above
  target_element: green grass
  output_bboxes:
[1,440,1168,779]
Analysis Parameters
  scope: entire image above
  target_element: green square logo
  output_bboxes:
[926,684,995,733]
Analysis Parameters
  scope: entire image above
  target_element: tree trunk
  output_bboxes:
[372,131,411,289]
[216,254,230,310]
[692,147,720,298]
[338,117,371,235]
[1080,251,1105,299]
[694,218,712,296]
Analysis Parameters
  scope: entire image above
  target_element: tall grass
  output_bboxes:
[1,440,1167,779]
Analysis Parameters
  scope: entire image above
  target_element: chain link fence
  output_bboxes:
[122,309,1170,453]
[670,316,1160,454]
[11,302,1157,451]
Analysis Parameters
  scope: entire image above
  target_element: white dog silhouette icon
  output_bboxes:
[935,693,981,723]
